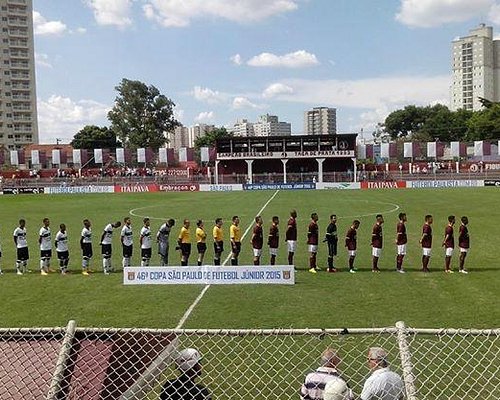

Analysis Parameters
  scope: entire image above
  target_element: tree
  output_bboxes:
[467,103,500,140]
[194,127,232,149]
[108,79,180,149]
[383,105,429,140]
[71,125,120,149]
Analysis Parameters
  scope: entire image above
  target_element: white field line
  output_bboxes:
[175,190,280,329]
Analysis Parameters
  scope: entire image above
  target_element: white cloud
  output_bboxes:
[232,96,259,109]
[37,95,110,143]
[33,11,67,36]
[266,75,450,131]
[247,50,319,68]
[230,54,243,65]
[35,53,52,68]
[489,3,500,25]
[143,0,299,27]
[193,86,224,104]
[74,27,88,34]
[85,0,133,28]
[395,0,493,28]
[264,76,450,109]
[262,83,294,98]
[174,107,185,123]
[195,111,215,122]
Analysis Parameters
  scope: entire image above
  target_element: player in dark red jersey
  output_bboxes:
[395,213,407,273]
[307,213,319,273]
[458,216,469,274]
[285,210,298,265]
[251,216,264,266]
[419,215,433,273]
[345,220,360,273]
[371,214,384,272]
[442,215,456,273]
[268,216,279,265]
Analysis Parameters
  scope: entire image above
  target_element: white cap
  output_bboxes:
[323,379,351,400]
[175,348,202,372]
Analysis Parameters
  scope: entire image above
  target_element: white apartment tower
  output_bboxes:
[0,0,39,149]
[253,114,291,136]
[450,24,500,111]
[304,107,337,135]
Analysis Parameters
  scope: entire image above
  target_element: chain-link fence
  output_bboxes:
[0,321,498,399]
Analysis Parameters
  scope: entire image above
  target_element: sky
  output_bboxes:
[32,0,500,143]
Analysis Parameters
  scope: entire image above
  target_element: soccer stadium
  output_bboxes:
[1,2,500,399]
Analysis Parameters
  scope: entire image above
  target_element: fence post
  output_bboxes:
[46,319,77,400]
[396,321,418,400]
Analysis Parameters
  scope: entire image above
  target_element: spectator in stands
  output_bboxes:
[300,348,353,400]
[360,347,405,400]
[161,348,211,400]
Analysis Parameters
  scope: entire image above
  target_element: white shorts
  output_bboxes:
[287,240,297,252]
[372,247,382,257]
[422,248,431,257]
[445,247,454,257]
[459,247,468,253]
[308,245,318,253]
[397,244,407,255]
[269,247,278,256]
[253,248,262,257]
[348,250,356,257]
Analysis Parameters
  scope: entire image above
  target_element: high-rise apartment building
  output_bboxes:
[0,0,39,149]
[304,107,336,135]
[228,115,291,137]
[450,24,500,111]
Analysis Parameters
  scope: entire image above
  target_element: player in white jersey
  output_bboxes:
[157,218,175,266]
[13,219,29,275]
[140,218,152,267]
[100,220,121,275]
[80,219,93,276]
[121,217,133,268]
[55,223,69,274]
[38,217,52,276]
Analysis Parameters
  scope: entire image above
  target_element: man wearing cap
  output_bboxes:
[300,348,353,400]
[160,348,211,400]
[360,347,405,400]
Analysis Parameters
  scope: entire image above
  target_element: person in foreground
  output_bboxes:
[300,347,353,400]
[161,348,211,400]
[361,347,405,400]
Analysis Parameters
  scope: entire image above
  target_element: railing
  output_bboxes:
[0,321,497,399]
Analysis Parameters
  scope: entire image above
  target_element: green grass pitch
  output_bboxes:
[0,188,498,329]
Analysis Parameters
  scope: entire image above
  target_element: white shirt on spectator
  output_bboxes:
[360,367,405,400]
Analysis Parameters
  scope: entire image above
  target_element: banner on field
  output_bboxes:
[159,184,199,192]
[115,184,159,193]
[316,182,360,190]
[407,180,484,189]
[199,184,244,192]
[2,187,44,195]
[44,185,115,194]
[244,183,315,190]
[361,181,406,189]
[123,265,295,285]
[484,180,500,187]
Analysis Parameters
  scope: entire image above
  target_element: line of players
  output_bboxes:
[0,210,470,275]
